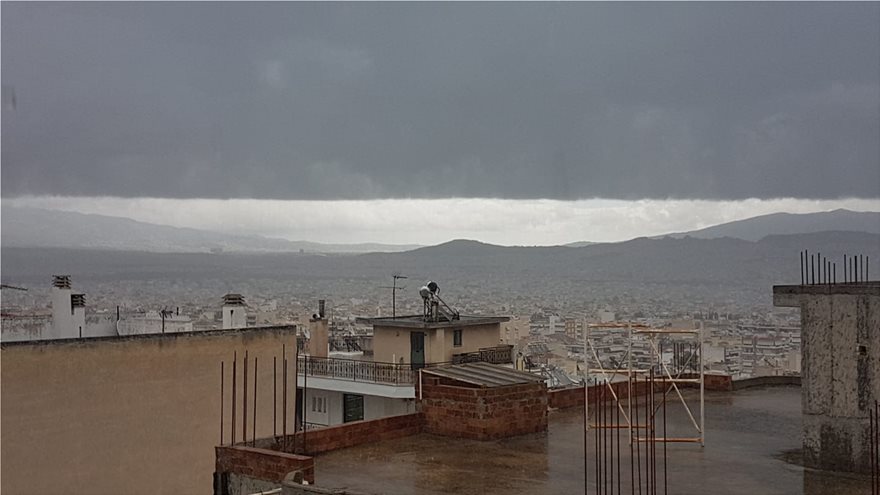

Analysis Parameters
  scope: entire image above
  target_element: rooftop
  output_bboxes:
[310,386,870,495]
[422,362,545,388]
[356,314,510,329]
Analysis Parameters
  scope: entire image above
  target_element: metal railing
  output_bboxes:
[297,345,515,385]
[452,345,514,365]
[298,355,416,385]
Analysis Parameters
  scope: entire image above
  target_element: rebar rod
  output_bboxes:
[220,361,224,445]
[635,377,642,495]
[253,357,258,447]
[662,374,667,495]
[243,351,248,445]
[232,351,237,444]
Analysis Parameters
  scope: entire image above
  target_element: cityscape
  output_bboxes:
[2,2,879,495]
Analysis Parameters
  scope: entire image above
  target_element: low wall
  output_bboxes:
[732,375,801,390]
[548,373,736,410]
[421,378,548,440]
[262,412,425,455]
[548,380,651,409]
[215,445,315,492]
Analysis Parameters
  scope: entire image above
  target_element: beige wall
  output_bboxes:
[373,325,417,364]
[1,327,298,495]
[373,323,501,364]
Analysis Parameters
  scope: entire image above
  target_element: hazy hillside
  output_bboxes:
[1,207,421,254]
[664,209,880,241]
[4,231,876,293]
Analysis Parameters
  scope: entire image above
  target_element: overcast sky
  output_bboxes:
[3,2,879,201]
[2,3,878,245]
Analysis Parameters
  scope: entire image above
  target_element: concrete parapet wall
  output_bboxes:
[1,325,299,495]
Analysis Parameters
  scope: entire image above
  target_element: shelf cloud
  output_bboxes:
[2,3,878,200]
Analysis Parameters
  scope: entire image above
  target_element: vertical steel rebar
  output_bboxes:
[662,374,667,495]
[232,351,237,444]
[593,386,602,495]
[635,376,642,495]
[584,379,589,495]
[253,357,258,447]
[604,385,608,495]
[610,384,614,495]
[282,344,287,451]
[220,361,224,445]
[617,386,622,495]
[630,376,635,495]
[243,351,248,445]
[800,251,804,285]
[811,254,815,285]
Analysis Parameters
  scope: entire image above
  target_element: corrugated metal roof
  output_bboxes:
[422,362,545,388]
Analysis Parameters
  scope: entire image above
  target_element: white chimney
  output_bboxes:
[221,293,247,329]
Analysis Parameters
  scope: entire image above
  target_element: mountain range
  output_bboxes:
[1,206,420,254]
[2,206,878,254]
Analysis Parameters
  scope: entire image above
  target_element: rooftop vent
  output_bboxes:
[52,275,71,289]
[71,294,86,308]
[222,293,245,306]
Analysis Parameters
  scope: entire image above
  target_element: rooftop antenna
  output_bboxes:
[379,274,407,318]
[160,306,174,334]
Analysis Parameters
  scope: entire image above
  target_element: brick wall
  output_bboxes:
[215,445,315,485]
[548,380,651,409]
[262,412,425,456]
[421,378,548,440]
[548,373,736,410]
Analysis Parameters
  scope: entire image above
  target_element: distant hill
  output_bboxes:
[3,231,877,293]
[662,209,880,241]
[0,207,421,254]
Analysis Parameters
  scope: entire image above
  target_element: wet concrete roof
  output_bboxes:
[313,386,871,495]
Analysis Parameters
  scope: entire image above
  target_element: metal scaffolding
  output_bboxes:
[583,321,705,447]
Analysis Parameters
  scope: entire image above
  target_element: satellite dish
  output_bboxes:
[419,286,431,300]
[427,281,439,294]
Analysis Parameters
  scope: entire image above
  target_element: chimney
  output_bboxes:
[221,293,247,329]
[308,300,329,358]
[50,275,76,339]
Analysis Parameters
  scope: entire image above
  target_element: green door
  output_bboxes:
[410,332,425,369]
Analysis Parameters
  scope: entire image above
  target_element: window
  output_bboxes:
[311,396,326,413]
[343,394,364,423]
[453,329,462,347]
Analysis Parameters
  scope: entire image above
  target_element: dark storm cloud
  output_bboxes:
[2,2,878,200]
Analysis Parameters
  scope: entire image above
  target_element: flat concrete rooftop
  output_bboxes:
[312,386,871,495]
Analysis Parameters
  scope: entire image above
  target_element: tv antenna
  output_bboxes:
[379,274,407,318]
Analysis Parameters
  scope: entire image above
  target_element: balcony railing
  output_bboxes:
[297,344,515,386]
[452,345,514,365]
[298,355,416,385]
